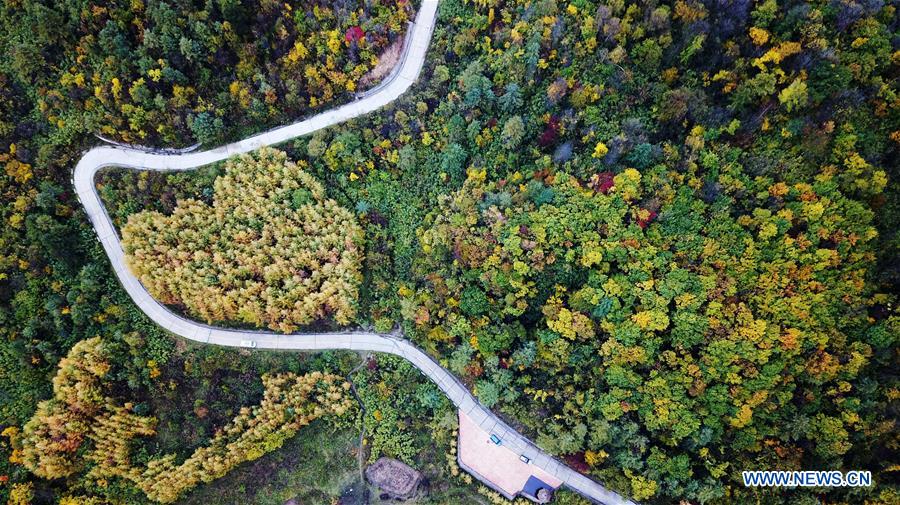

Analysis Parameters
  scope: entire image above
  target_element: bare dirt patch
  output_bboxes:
[359,36,404,89]
[365,457,423,500]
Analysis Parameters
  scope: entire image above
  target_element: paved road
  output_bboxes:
[72,2,635,504]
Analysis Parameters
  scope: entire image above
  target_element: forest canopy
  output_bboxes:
[407,164,884,500]
[0,0,413,148]
[121,147,365,332]
[13,336,354,503]
[1,0,898,504]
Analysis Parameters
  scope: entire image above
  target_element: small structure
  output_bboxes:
[365,457,423,501]
[522,476,555,504]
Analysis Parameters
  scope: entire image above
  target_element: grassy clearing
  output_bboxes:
[177,420,359,505]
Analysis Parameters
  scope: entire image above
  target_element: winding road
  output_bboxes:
[72,2,635,504]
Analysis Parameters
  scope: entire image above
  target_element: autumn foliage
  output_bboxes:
[20,337,112,479]
[6,0,413,146]
[122,148,364,332]
[2,0,899,503]
[18,337,352,503]
[18,338,154,483]
[130,371,353,503]
[408,157,886,500]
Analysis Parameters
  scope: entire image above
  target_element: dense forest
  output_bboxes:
[0,0,413,148]
[122,147,365,332]
[2,0,899,504]
[0,0,465,504]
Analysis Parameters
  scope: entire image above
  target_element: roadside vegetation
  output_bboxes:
[4,335,472,504]
[101,0,898,502]
[0,1,420,501]
[0,0,414,148]
[10,336,356,503]
[1,0,898,504]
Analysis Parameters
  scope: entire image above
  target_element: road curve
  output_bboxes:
[72,2,635,504]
